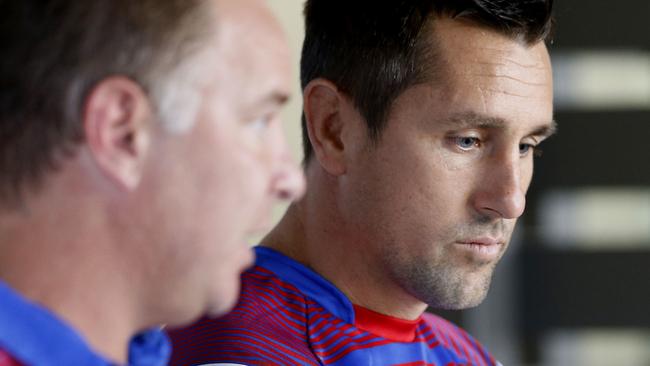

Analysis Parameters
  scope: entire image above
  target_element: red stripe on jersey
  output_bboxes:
[353,304,420,342]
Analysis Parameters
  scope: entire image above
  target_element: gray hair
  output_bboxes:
[0,0,214,204]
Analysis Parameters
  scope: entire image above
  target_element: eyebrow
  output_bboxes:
[261,91,290,107]
[443,111,557,138]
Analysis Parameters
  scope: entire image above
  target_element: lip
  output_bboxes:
[457,237,502,246]
[454,237,504,260]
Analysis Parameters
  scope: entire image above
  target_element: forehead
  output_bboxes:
[416,18,553,128]
[206,0,291,101]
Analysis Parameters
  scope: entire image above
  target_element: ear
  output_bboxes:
[303,79,350,176]
[83,76,153,191]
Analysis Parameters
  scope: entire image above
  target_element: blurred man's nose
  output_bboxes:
[271,151,306,202]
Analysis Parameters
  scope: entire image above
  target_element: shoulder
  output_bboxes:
[168,266,319,366]
[421,312,497,365]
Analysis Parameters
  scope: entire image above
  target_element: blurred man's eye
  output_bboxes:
[249,116,272,133]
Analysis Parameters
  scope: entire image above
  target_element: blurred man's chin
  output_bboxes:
[206,290,240,319]
[167,278,243,327]
[206,269,247,317]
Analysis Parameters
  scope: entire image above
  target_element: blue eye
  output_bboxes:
[520,143,541,156]
[455,137,480,150]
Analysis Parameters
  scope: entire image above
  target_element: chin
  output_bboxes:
[428,293,487,311]
[205,282,242,318]
[417,273,493,311]
[457,293,488,309]
[206,298,238,319]
[164,302,209,329]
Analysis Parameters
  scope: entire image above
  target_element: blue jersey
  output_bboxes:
[169,247,498,366]
[0,281,170,366]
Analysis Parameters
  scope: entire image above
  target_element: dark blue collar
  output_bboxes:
[254,246,355,323]
[0,281,170,366]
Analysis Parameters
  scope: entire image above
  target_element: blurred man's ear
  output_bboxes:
[83,77,153,191]
[303,79,350,176]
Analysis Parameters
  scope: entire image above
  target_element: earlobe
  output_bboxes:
[303,79,347,176]
[83,76,153,191]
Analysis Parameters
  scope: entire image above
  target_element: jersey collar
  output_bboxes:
[255,246,355,323]
[254,246,422,342]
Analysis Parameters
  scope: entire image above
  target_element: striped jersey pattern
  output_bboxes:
[169,247,497,366]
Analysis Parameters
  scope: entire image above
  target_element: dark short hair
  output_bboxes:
[300,0,554,163]
[0,0,210,205]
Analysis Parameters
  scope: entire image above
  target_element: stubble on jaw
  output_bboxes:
[381,223,509,311]
[394,251,497,310]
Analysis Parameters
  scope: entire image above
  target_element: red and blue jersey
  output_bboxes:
[169,247,499,366]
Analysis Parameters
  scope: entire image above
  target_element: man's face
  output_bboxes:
[143,0,304,322]
[341,19,554,309]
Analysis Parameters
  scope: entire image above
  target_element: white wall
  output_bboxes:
[267,0,307,163]
[250,0,307,238]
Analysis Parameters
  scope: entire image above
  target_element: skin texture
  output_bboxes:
[265,18,554,320]
[0,0,304,363]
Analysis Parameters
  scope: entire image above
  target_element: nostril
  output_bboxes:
[277,189,293,201]
[273,169,306,202]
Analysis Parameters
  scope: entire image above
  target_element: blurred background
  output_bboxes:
[266,1,650,365]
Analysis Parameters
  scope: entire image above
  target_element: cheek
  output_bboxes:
[388,143,467,209]
[352,148,460,232]
[521,158,535,193]
[213,121,273,185]
[214,152,268,213]
[437,143,487,171]
[187,136,264,234]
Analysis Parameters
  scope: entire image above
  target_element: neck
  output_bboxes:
[262,169,428,321]
[0,192,141,364]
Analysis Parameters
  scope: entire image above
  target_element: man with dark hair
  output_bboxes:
[0,0,304,365]
[170,1,556,365]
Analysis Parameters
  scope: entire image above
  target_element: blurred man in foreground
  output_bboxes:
[0,0,304,365]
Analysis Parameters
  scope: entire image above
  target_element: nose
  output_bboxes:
[472,152,527,220]
[271,151,306,202]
